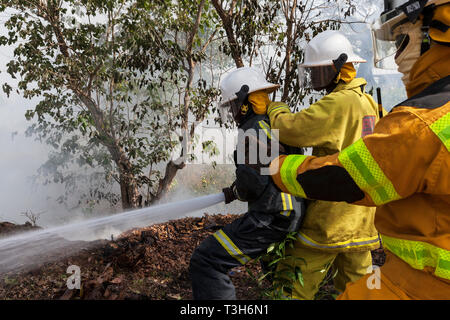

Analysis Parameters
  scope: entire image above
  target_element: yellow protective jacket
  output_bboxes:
[267,78,381,252]
[270,44,450,293]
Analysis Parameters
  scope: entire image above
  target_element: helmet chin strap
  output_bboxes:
[233,85,254,126]
[332,53,348,74]
[235,85,250,106]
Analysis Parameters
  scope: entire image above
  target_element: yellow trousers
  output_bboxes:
[276,244,373,300]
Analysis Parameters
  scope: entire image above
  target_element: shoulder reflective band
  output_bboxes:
[381,234,450,280]
[268,102,290,117]
[338,139,401,206]
[213,229,251,265]
[430,112,450,152]
[297,232,380,250]
[258,120,272,140]
[280,155,308,198]
[280,192,293,217]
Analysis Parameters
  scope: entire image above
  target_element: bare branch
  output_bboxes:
[211,0,244,67]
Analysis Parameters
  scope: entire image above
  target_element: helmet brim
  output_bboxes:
[299,56,367,68]
[249,83,280,95]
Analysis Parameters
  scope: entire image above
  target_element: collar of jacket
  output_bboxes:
[331,78,368,96]
[406,43,450,98]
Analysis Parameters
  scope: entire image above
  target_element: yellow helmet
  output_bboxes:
[373,0,450,68]
[429,3,450,43]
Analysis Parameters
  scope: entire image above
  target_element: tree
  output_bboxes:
[0,0,220,210]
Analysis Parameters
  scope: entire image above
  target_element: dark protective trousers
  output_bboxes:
[189,184,305,300]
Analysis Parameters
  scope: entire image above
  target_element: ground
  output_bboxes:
[0,215,385,300]
[0,221,38,237]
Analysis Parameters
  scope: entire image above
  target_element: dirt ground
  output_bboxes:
[0,215,385,300]
[0,222,39,238]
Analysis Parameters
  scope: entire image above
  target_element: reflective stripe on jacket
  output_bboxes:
[269,49,450,282]
[237,113,306,234]
[268,78,381,252]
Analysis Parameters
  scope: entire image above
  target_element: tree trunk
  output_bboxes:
[106,142,141,210]
[148,160,186,205]
[119,173,140,210]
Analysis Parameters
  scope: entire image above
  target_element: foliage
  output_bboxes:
[245,232,307,300]
[314,265,339,300]
[245,233,342,300]
[0,0,221,209]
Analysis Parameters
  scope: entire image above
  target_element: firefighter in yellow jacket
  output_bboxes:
[265,30,382,300]
[268,0,450,299]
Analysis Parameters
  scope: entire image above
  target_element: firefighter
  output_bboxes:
[189,67,306,300]
[267,0,450,299]
[267,30,383,300]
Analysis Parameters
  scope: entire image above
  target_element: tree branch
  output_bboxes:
[211,0,244,67]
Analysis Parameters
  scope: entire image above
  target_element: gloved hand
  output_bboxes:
[223,182,238,204]
[248,90,271,115]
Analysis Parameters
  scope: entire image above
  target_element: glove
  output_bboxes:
[223,182,238,204]
[234,164,269,202]
[248,90,271,115]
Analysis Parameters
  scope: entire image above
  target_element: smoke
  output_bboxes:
[0,94,53,224]
[0,90,110,228]
[0,40,109,228]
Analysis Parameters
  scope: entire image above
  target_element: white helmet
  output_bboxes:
[219,67,279,124]
[220,67,279,107]
[300,30,366,67]
[299,31,365,91]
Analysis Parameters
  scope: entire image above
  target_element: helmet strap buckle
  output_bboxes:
[421,26,432,54]
[419,4,437,55]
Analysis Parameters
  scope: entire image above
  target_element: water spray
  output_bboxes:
[0,192,225,274]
